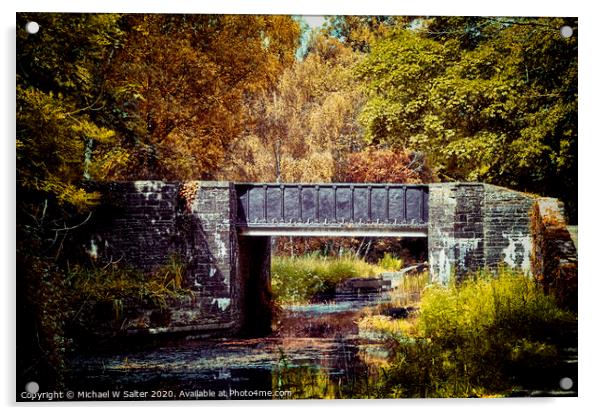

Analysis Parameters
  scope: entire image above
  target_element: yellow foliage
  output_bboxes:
[220,33,365,183]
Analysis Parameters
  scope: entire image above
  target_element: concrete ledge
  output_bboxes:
[125,321,237,336]
[428,182,484,188]
[237,225,428,237]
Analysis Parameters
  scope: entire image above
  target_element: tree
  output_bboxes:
[17,12,128,388]
[356,17,578,220]
[356,29,457,150]
[17,13,125,210]
[16,14,303,385]
[106,14,300,180]
[221,33,365,183]
[326,15,411,52]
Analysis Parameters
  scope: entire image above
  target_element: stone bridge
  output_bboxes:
[81,181,573,336]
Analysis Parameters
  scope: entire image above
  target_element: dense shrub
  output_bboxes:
[346,148,434,184]
[377,268,576,397]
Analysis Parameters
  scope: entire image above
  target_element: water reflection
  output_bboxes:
[67,294,388,400]
[65,286,576,399]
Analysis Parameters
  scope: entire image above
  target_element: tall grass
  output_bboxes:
[377,253,404,271]
[271,252,385,304]
[66,254,189,322]
[394,271,430,303]
[375,268,576,397]
[358,271,429,338]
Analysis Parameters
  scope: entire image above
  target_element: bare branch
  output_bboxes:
[51,211,93,233]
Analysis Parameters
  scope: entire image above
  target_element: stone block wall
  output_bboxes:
[428,183,485,284]
[87,181,181,270]
[482,184,535,273]
[427,184,455,284]
[180,181,241,331]
[428,183,535,283]
[82,180,242,335]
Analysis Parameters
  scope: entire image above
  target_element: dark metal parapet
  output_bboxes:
[234,183,429,236]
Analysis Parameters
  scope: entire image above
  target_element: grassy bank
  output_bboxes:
[361,268,576,397]
[271,253,386,304]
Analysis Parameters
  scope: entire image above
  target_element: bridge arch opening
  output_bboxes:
[237,233,428,337]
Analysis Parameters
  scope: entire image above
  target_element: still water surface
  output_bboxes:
[67,295,390,399]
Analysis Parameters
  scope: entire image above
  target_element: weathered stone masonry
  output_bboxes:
[82,180,574,336]
[428,183,536,284]
[428,184,485,285]
[84,181,260,335]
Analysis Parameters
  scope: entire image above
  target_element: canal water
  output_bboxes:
[66,287,577,400]
[66,293,393,400]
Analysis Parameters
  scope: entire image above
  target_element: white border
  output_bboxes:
[3,1,600,414]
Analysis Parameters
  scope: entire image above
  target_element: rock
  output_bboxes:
[336,277,390,294]
[381,306,418,319]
